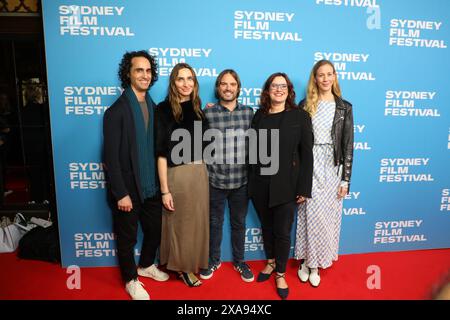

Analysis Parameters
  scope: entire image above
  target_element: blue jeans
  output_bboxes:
[209,184,249,266]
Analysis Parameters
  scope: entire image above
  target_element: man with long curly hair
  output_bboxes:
[103,51,169,300]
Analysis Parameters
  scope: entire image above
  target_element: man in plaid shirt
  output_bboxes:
[200,69,255,282]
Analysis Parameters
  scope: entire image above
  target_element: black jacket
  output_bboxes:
[299,95,354,185]
[248,108,314,208]
[103,93,158,203]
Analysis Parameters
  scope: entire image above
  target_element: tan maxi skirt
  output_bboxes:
[160,163,209,273]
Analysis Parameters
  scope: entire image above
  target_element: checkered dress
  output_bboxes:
[204,103,254,189]
[294,100,343,269]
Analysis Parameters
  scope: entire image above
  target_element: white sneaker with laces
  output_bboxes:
[125,279,150,300]
[309,268,320,287]
[137,264,169,282]
[297,261,310,282]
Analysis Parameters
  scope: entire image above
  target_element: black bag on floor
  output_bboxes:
[18,225,61,263]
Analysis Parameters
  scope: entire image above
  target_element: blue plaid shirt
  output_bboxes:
[204,103,254,189]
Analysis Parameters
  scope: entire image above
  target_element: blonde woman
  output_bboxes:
[155,63,209,287]
[295,60,354,287]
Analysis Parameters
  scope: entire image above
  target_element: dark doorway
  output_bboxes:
[0,2,55,220]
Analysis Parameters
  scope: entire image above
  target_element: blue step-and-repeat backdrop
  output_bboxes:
[41,0,450,267]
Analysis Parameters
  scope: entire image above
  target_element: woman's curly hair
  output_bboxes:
[118,50,158,89]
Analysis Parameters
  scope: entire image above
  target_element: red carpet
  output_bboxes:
[0,249,449,300]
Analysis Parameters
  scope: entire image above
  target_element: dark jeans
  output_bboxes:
[251,177,296,273]
[209,184,249,266]
[112,195,162,283]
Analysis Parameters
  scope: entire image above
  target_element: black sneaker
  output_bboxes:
[233,262,254,282]
[199,262,221,280]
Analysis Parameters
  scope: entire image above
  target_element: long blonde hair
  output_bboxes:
[168,63,203,123]
[304,60,342,116]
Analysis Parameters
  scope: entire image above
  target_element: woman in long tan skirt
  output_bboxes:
[156,63,209,287]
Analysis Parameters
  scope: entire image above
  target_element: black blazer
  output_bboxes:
[248,108,314,208]
[103,93,157,203]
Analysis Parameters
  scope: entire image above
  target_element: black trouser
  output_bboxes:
[112,195,162,283]
[251,177,296,273]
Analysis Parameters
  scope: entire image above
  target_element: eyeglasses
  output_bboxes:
[270,83,288,90]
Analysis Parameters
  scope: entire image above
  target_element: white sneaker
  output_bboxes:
[309,268,320,287]
[137,264,169,282]
[297,261,310,282]
[125,279,150,300]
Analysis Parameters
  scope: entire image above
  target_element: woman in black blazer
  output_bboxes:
[248,72,313,299]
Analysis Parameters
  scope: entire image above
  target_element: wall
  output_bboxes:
[41,0,450,267]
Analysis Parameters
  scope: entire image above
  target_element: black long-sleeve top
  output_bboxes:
[155,99,209,167]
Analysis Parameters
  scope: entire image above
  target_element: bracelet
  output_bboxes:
[161,191,171,196]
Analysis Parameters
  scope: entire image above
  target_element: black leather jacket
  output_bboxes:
[300,95,354,186]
